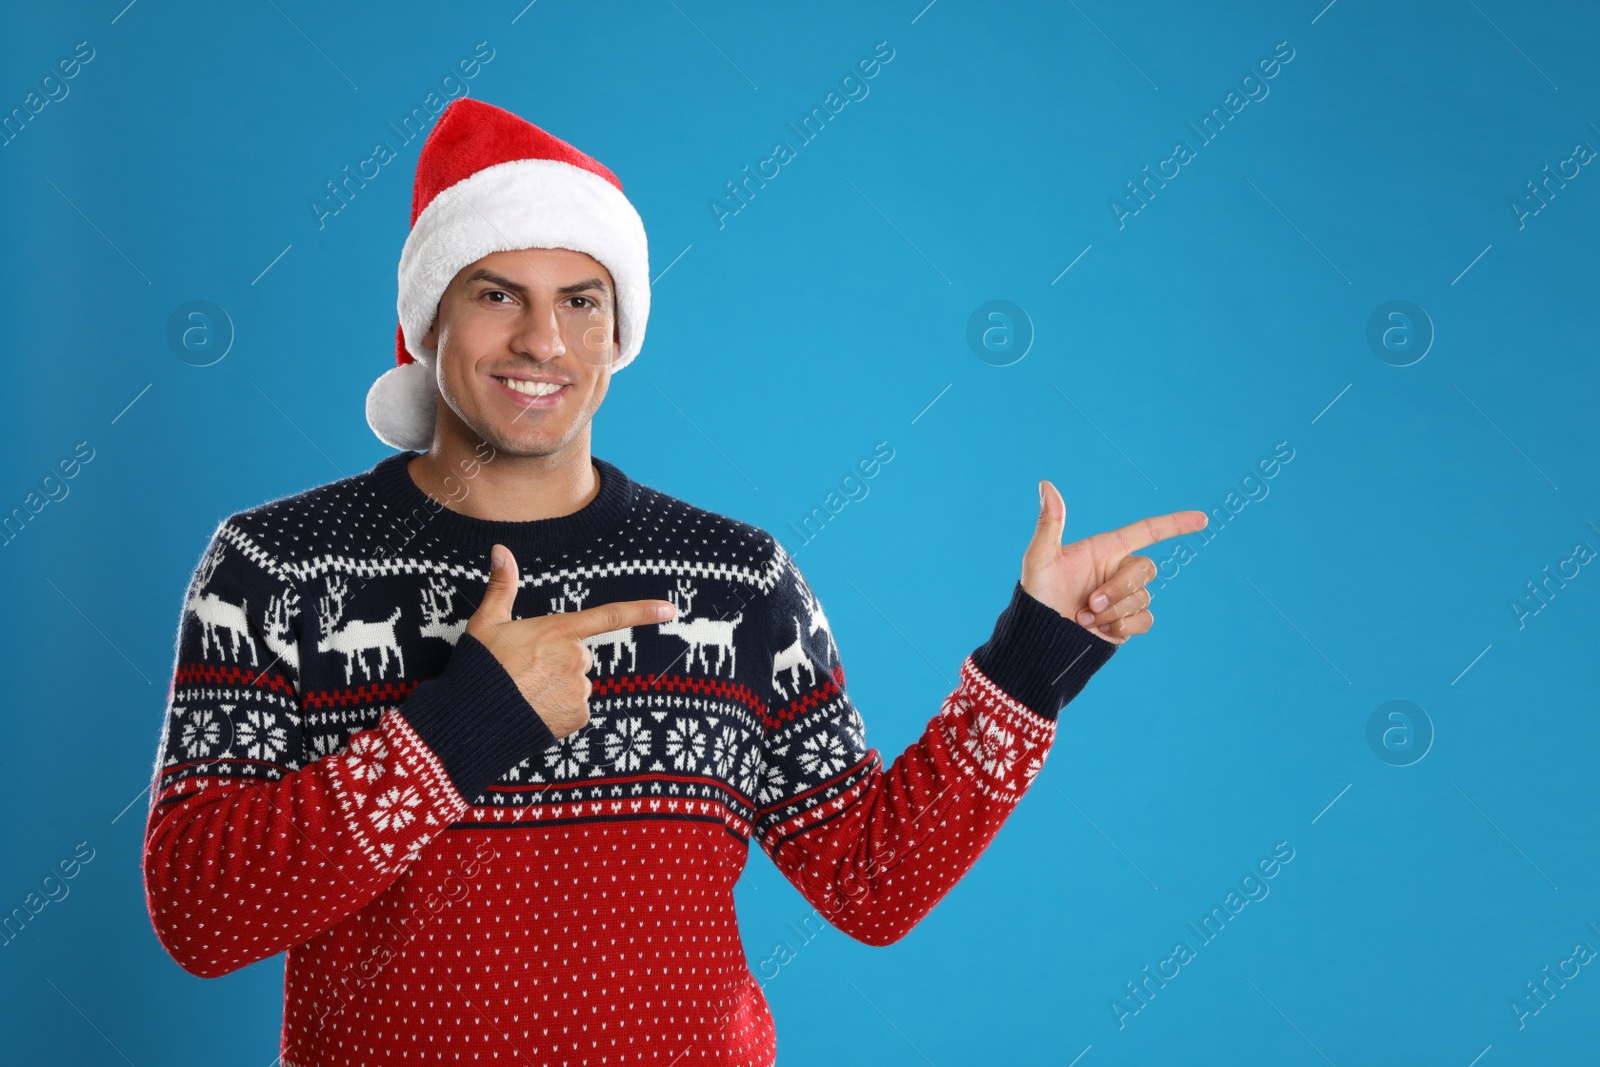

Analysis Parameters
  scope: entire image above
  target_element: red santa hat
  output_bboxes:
[366,97,650,450]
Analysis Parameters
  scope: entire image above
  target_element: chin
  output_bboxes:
[490,418,581,457]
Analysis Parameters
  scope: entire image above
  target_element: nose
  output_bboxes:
[512,299,566,362]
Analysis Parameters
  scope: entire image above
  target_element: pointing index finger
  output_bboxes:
[550,599,676,639]
[1101,510,1209,552]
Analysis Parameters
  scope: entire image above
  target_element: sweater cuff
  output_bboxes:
[970,581,1119,720]
[398,631,557,801]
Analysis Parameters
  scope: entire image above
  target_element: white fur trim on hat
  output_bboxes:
[397,157,650,376]
[365,359,438,452]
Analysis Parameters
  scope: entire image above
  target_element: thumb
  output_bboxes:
[1028,479,1066,559]
[475,543,520,622]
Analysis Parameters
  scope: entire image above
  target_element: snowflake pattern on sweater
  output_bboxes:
[143,450,1118,1067]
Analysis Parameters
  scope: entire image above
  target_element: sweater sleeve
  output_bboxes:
[142,521,554,979]
[751,540,1116,946]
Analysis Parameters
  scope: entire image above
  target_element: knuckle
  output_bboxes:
[1107,596,1134,621]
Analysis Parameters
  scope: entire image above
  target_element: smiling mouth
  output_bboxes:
[494,376,569,398]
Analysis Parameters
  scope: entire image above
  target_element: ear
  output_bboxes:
[422,312,439,351]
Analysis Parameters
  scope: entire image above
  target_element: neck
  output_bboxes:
[409,417,599,523]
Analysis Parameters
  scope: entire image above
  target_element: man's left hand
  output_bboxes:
[1022,479,1208,645]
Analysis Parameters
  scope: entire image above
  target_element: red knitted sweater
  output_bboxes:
[143,451,1116,1065]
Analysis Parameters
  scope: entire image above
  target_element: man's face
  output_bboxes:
[423,247,619,458]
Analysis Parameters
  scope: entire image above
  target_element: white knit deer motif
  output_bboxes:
[186,547,257,665]
[418,576,467,646]
[770,615,815,699]
[316,574,405,683]
[261,589,301,675]
[552,580,636,674]
[659,579,742,677]
[794,571,836,665]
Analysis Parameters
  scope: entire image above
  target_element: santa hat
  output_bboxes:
[365,98,650,450]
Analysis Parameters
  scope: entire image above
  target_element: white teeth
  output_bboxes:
[498,377,564,397]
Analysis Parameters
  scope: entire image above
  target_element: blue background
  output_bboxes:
[2,1,1597,1063]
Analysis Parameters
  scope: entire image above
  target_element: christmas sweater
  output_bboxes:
[143,449,1118,1067]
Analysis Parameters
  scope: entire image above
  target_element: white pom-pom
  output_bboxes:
[366,360,437,451]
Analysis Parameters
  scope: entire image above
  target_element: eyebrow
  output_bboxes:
[463,269,611,298]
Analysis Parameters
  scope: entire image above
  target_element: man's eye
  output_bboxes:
[570,296,594,309]
[484,290,511,303]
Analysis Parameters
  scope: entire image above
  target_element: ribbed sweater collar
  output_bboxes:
[370,450,636,562]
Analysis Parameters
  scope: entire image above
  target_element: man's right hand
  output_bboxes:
[464,542,676,738]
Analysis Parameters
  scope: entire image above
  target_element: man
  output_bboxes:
[143,98,1204,1066]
